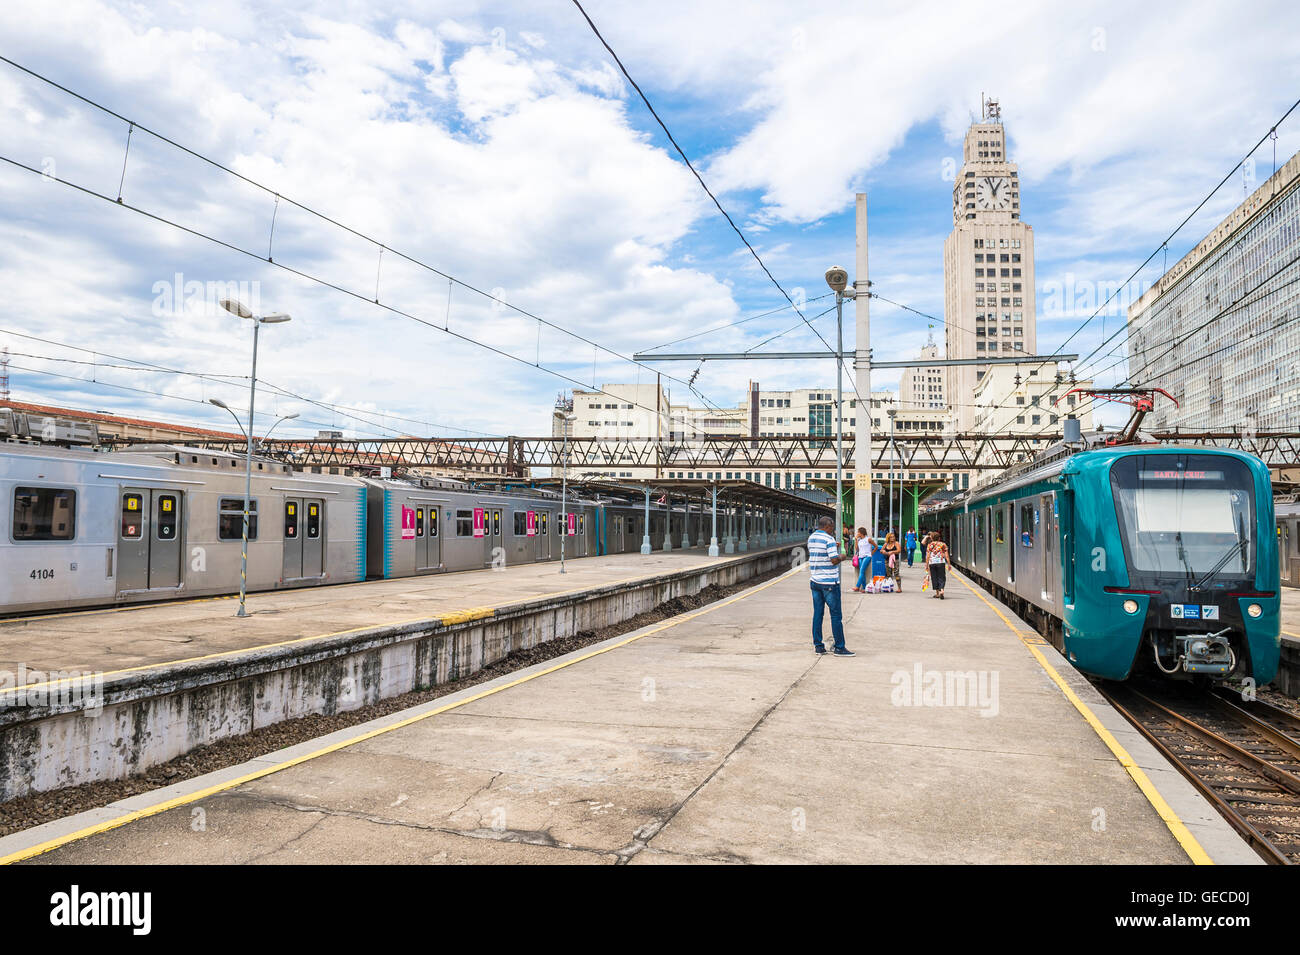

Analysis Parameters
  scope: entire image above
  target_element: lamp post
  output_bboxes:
[552,407,575,574]
[825,267,852,560]
[887,407,897,536]
[218,298,291,618]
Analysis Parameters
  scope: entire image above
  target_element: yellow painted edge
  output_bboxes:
[1281,629,1300,640]
[0,566,803,865]
[437,607,495,626]
[0,553,754,697]
[952,572,1214,866]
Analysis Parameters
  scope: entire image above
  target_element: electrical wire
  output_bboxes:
[0,54,733,428]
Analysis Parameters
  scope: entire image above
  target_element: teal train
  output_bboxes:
[934,444,1280,685]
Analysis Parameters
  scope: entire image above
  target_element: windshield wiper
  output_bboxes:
[1190,513,1250,592]
[1176,531,1196,591]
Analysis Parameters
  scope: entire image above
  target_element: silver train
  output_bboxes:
[1,442,804,615]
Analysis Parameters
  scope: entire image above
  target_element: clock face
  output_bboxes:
[975,176,1011,211]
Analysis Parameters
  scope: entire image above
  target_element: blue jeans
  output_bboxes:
[810,582,846,651]
[906,545,915,567]
[855,558,869,590]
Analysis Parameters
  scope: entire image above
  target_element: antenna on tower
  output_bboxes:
[0,346,9,403]
[984,96,1001,122]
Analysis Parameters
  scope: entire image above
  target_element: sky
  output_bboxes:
[1,0,1298,440]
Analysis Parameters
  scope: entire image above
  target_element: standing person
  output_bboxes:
[852,527,874,593]
[883,532,903,592]
[925,528,951,600]
[905,527,917,568]
[807,516,854,656]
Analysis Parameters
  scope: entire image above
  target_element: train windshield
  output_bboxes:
[1110,454,1255,585]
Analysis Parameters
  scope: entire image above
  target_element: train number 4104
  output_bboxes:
[29,569,55,580]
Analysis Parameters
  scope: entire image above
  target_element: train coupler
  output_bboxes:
[1174,628,1235,676]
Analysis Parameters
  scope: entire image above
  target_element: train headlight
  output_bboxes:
[1122,599,1139,615]
[1247,603,1263,618]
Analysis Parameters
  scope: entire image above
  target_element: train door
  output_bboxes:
[1040,495,1055,602]
[614,514,624,552]
[1007,504,1016,584]
[1279,522,1289,585]
[480,505,502,567]
[413,504,439,572]
[536,510,551,560]
[284,498,302,578]
[575,512,587,557]
[118,487,183,593]
[284,498,325,580]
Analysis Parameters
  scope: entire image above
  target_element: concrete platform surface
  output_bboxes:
[6,565,1258,865]
[0,547,762,680]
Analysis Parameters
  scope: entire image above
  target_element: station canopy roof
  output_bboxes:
[510,477,833,513]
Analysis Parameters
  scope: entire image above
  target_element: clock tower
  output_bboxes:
[943,99,1037,431]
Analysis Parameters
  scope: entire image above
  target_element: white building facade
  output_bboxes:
[944,102,1038,431]
[1127,147,1300,431]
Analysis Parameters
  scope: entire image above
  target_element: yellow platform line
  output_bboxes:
[0,559,738,698]
[952,572,1213,866]
[0,566,802,864]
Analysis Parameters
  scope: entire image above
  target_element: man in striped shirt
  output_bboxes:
[807,515,854,656]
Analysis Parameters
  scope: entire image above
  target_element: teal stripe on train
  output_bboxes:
[356,486,367,580]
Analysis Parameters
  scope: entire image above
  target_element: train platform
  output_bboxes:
[0,546,749,679]
[2,565,1260,865]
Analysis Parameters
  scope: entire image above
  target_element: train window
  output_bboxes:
[513,512,527,536]
[120,492,143,540]
[974,514,984,542]
[13,487,77,541]
[157,495,178,541]
[285,501,298,539]
[1020,504,1034,547]
[429,509,438,537]
[307,503,321,539]
[492,510,501,537]
[579,515,585,534]
[541,512,549,536]
[415,507,424,538]
[994,509,1005,544]
[218,498,258,541]
[455,509,473,537]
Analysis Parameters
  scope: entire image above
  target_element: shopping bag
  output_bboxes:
[921,575,930,592]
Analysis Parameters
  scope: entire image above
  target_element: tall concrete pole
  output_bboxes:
[852,194,872,536]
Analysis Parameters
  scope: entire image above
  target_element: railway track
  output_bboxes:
[1097,682,1300,864]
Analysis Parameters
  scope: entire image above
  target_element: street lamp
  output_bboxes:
[887,407,897,536]
[219,298,291,618]
[825,266,851,560]
[552,407,576,574]
[258,412,300,452]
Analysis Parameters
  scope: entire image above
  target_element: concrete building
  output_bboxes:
[1127,146,1300,431]
[944,100,1038,430]
[900,335,945,410]
[969,366,1094,481]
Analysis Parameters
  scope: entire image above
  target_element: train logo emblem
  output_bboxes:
[1171,604,1218,620]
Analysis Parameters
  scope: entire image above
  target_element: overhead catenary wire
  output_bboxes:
[0,54,734,429]
[0,150,736,439]
[568,0,870,414]
[0,327,499,438]
[979,92,1300,442]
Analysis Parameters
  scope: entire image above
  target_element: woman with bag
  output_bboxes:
[852,527,873,592]
[925,529,950,600]
[882,532,903,592]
